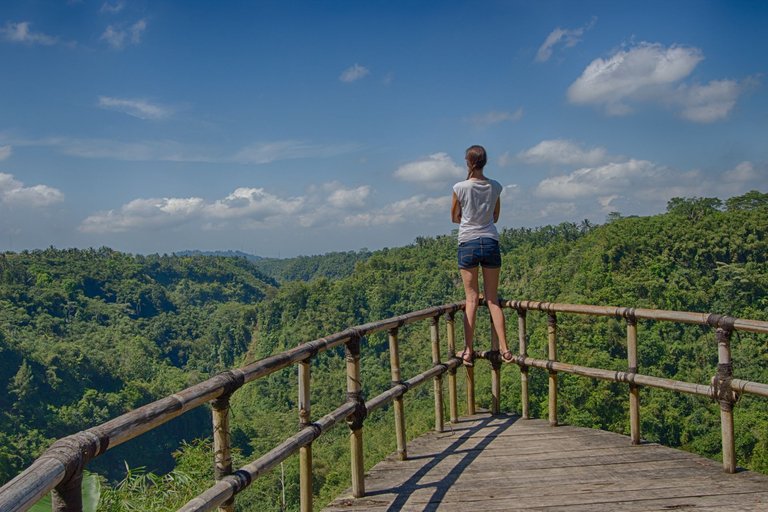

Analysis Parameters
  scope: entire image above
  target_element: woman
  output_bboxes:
[451,145,512,366]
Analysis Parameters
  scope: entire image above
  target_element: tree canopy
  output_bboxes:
[1,190,766,511]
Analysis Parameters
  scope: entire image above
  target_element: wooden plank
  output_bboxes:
[383,480,768,507]
[323,413,768,511]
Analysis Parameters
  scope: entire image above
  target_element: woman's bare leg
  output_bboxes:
[459,267,479,362]
[481,266,510,355]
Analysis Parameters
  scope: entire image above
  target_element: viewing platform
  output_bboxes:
[325,413,768,511]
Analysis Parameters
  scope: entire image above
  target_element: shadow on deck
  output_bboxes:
[324,413,768,511]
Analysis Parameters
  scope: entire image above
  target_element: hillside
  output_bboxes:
[0,191,766,511]
[175,249,372,284]
[0,249,278,482]
[225,192,768,509]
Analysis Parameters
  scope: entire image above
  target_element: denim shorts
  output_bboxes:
[457,237,501,269]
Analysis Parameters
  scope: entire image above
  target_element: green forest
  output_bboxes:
[1,191,767,511]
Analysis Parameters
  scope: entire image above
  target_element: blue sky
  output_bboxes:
[1,1,766,257]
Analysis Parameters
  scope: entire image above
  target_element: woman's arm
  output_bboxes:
[451,192,462,223]
[493,197,500,223]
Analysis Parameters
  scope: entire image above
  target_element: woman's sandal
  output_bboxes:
[457,347,474,367]
[500,350,514,363]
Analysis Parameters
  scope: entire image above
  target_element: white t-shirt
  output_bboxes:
[453,178,503,244]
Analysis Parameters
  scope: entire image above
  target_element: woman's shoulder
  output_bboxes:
[453,179,471,191]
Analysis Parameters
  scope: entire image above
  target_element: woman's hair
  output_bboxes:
[465,145,487,178]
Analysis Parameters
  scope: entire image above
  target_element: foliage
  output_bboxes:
[249,249,373,283]
[0,249,276,483]
[0,191,766,511]
[174,249,374,284]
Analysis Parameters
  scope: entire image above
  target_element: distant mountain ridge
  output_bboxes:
[176,248,373,283]
[174,249,264,261]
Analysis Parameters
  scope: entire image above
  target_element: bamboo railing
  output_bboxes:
[0,300,767,512]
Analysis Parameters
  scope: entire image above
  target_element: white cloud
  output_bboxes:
[100,26,125,48]
[290,181,371,228]
[0,145,11,161]
[500,183,521,199]
[232,140,359,164]
[675,80,742,123]
[468,109,523,127]
[130,19,147,43]
[80,188,305,234]
[567,42,703,115]
[0,172,63,207]
[1,21,57,45]
[539,202,578,217]
[393,153,464,184]
[98,96,171,120]
[53,137,208,161]
[80,197,205,233]
[327,185,371,209]
[100,1,125,13]
[340,64,370,83]
[724,161,766,183]
[518,139,610,166]
[568,42,750,122]
[232,141,306,164]
[535,159,661,200]
[536,17,596,63]
[343,195,450,227]
[291,182,374,228]
[5,135,358,164]
[528,156,762,217]
[101,19,146,49]
[498,151,766,226]
[79,182,386,235]
[598,195,620,211]
[84,177,428,235]
[206,188,304,220]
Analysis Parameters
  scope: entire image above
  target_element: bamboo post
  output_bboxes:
[388,327,408,460]
[626,315,641,445]
[430,316,444,433]
[716,326,737,473]
[345,336,366,497]
[211,395,234,512]
[446,313,459,423]
[298,358,312,512]
[39,432,102,512]
[489,310,501,415]
[547,312,558,427]
[464,310,476,416]
[466,366,476,416]
[517,309,529,419]
[51,472,83,512]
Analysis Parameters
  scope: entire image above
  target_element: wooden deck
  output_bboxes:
[324,413,768,511]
